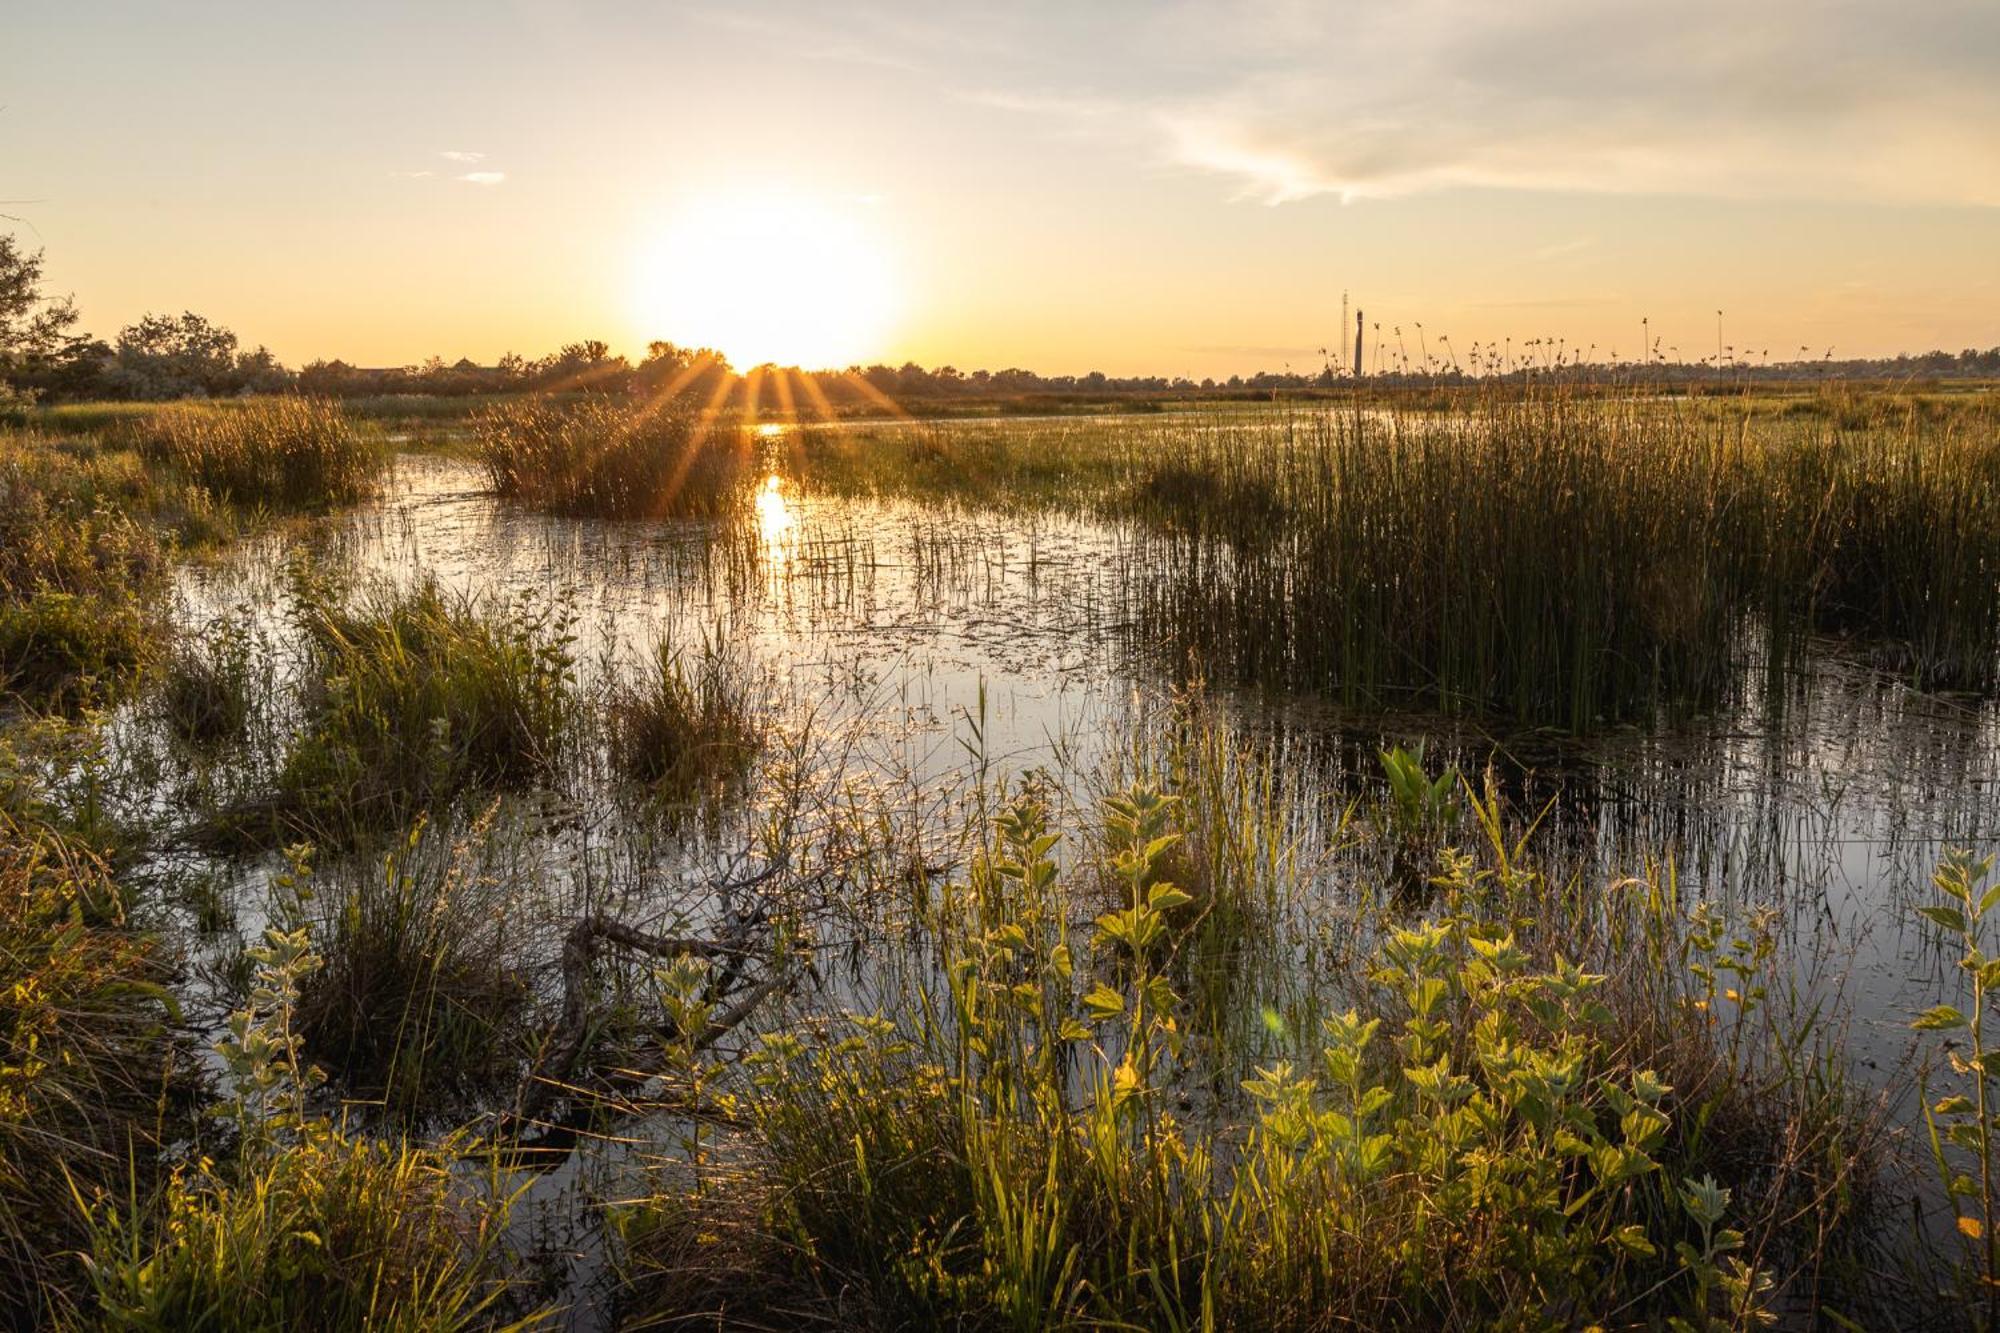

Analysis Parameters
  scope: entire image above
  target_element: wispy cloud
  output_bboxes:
[751,0,1999,208]
[438,150,486,163]
[456,171,506,186]
[1533,237,1596,262]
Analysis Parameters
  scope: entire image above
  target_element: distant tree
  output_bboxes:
[105,311,248,398]
[0,234,105,401]
[633,341,732,401]
[531,340,629,392]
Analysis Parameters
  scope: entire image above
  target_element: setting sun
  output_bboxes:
[633,191,899,371]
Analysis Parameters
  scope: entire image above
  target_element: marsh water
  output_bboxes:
[162,426,2000,1313]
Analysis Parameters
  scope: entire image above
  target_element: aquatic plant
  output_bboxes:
[1913,851,2000,1321]
[270,570,581,843]
[130,396,383,511]
[284,817,535,1121]
[476,397,752,519]
[78,925,537,1331]
[606,632,762,802]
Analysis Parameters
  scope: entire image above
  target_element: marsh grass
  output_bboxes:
[265,569,581,844]
[130,397,383,511]
[786,387,2000,728]
[613,736,1879,1329]
[477,398,753,519]
[606,632,762,803]
[0,815,201,1328]
[159,616,257,750]
[285,816,536,1122]
[0,431,170,708]
[78,925,539,1331]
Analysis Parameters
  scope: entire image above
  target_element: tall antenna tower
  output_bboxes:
[1340,291,1349,377]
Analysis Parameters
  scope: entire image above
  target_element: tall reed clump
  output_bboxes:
[77,925,537,1331]
[476,398,752,519]
[0,814,200,1328]
[283,820,535,1121]
[131,397,382,511]
[607,633,762,802]
[269,569,581,844]
[1128,389,1757,729]
[617,778,1866,1328]
[1769,398,2000,691]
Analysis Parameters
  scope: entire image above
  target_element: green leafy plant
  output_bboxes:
[1912,850,2000,1320]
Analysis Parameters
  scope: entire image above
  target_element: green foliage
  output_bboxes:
[476,397,752,518]
[640,784,1797,1330]
[78,926,536,1332]
[0,587,153,710]
[0,430,168,708]
[0,816,198,1328]
[606,632,761,801]
[1912,851,2000,1323]
[285,817,533,1120]
[269,570,581,843]
[160,616,256,749]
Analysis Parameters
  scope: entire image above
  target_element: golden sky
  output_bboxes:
[6,2,1997,376]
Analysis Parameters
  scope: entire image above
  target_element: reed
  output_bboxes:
[269,570,581,843]
[130,397,383,511]
[476,398,753,519]
[787,386,2000,727]
[606,632,762,802]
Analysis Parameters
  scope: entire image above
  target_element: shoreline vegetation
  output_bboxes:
[1,383,1997,1328]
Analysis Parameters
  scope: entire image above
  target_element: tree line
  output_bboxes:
[6,234,1998,408]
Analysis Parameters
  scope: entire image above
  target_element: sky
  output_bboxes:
[5,1,1997,377]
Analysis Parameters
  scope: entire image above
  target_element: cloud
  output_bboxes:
[438,150,486,163]
[456,171,506,185]
[751,0,1999,208]
[1161,1,2000,207]
[1532,237,1596,262]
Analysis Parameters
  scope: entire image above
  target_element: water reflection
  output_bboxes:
[754,473,795,551]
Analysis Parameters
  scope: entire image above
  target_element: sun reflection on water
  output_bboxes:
[755,473,795,554]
